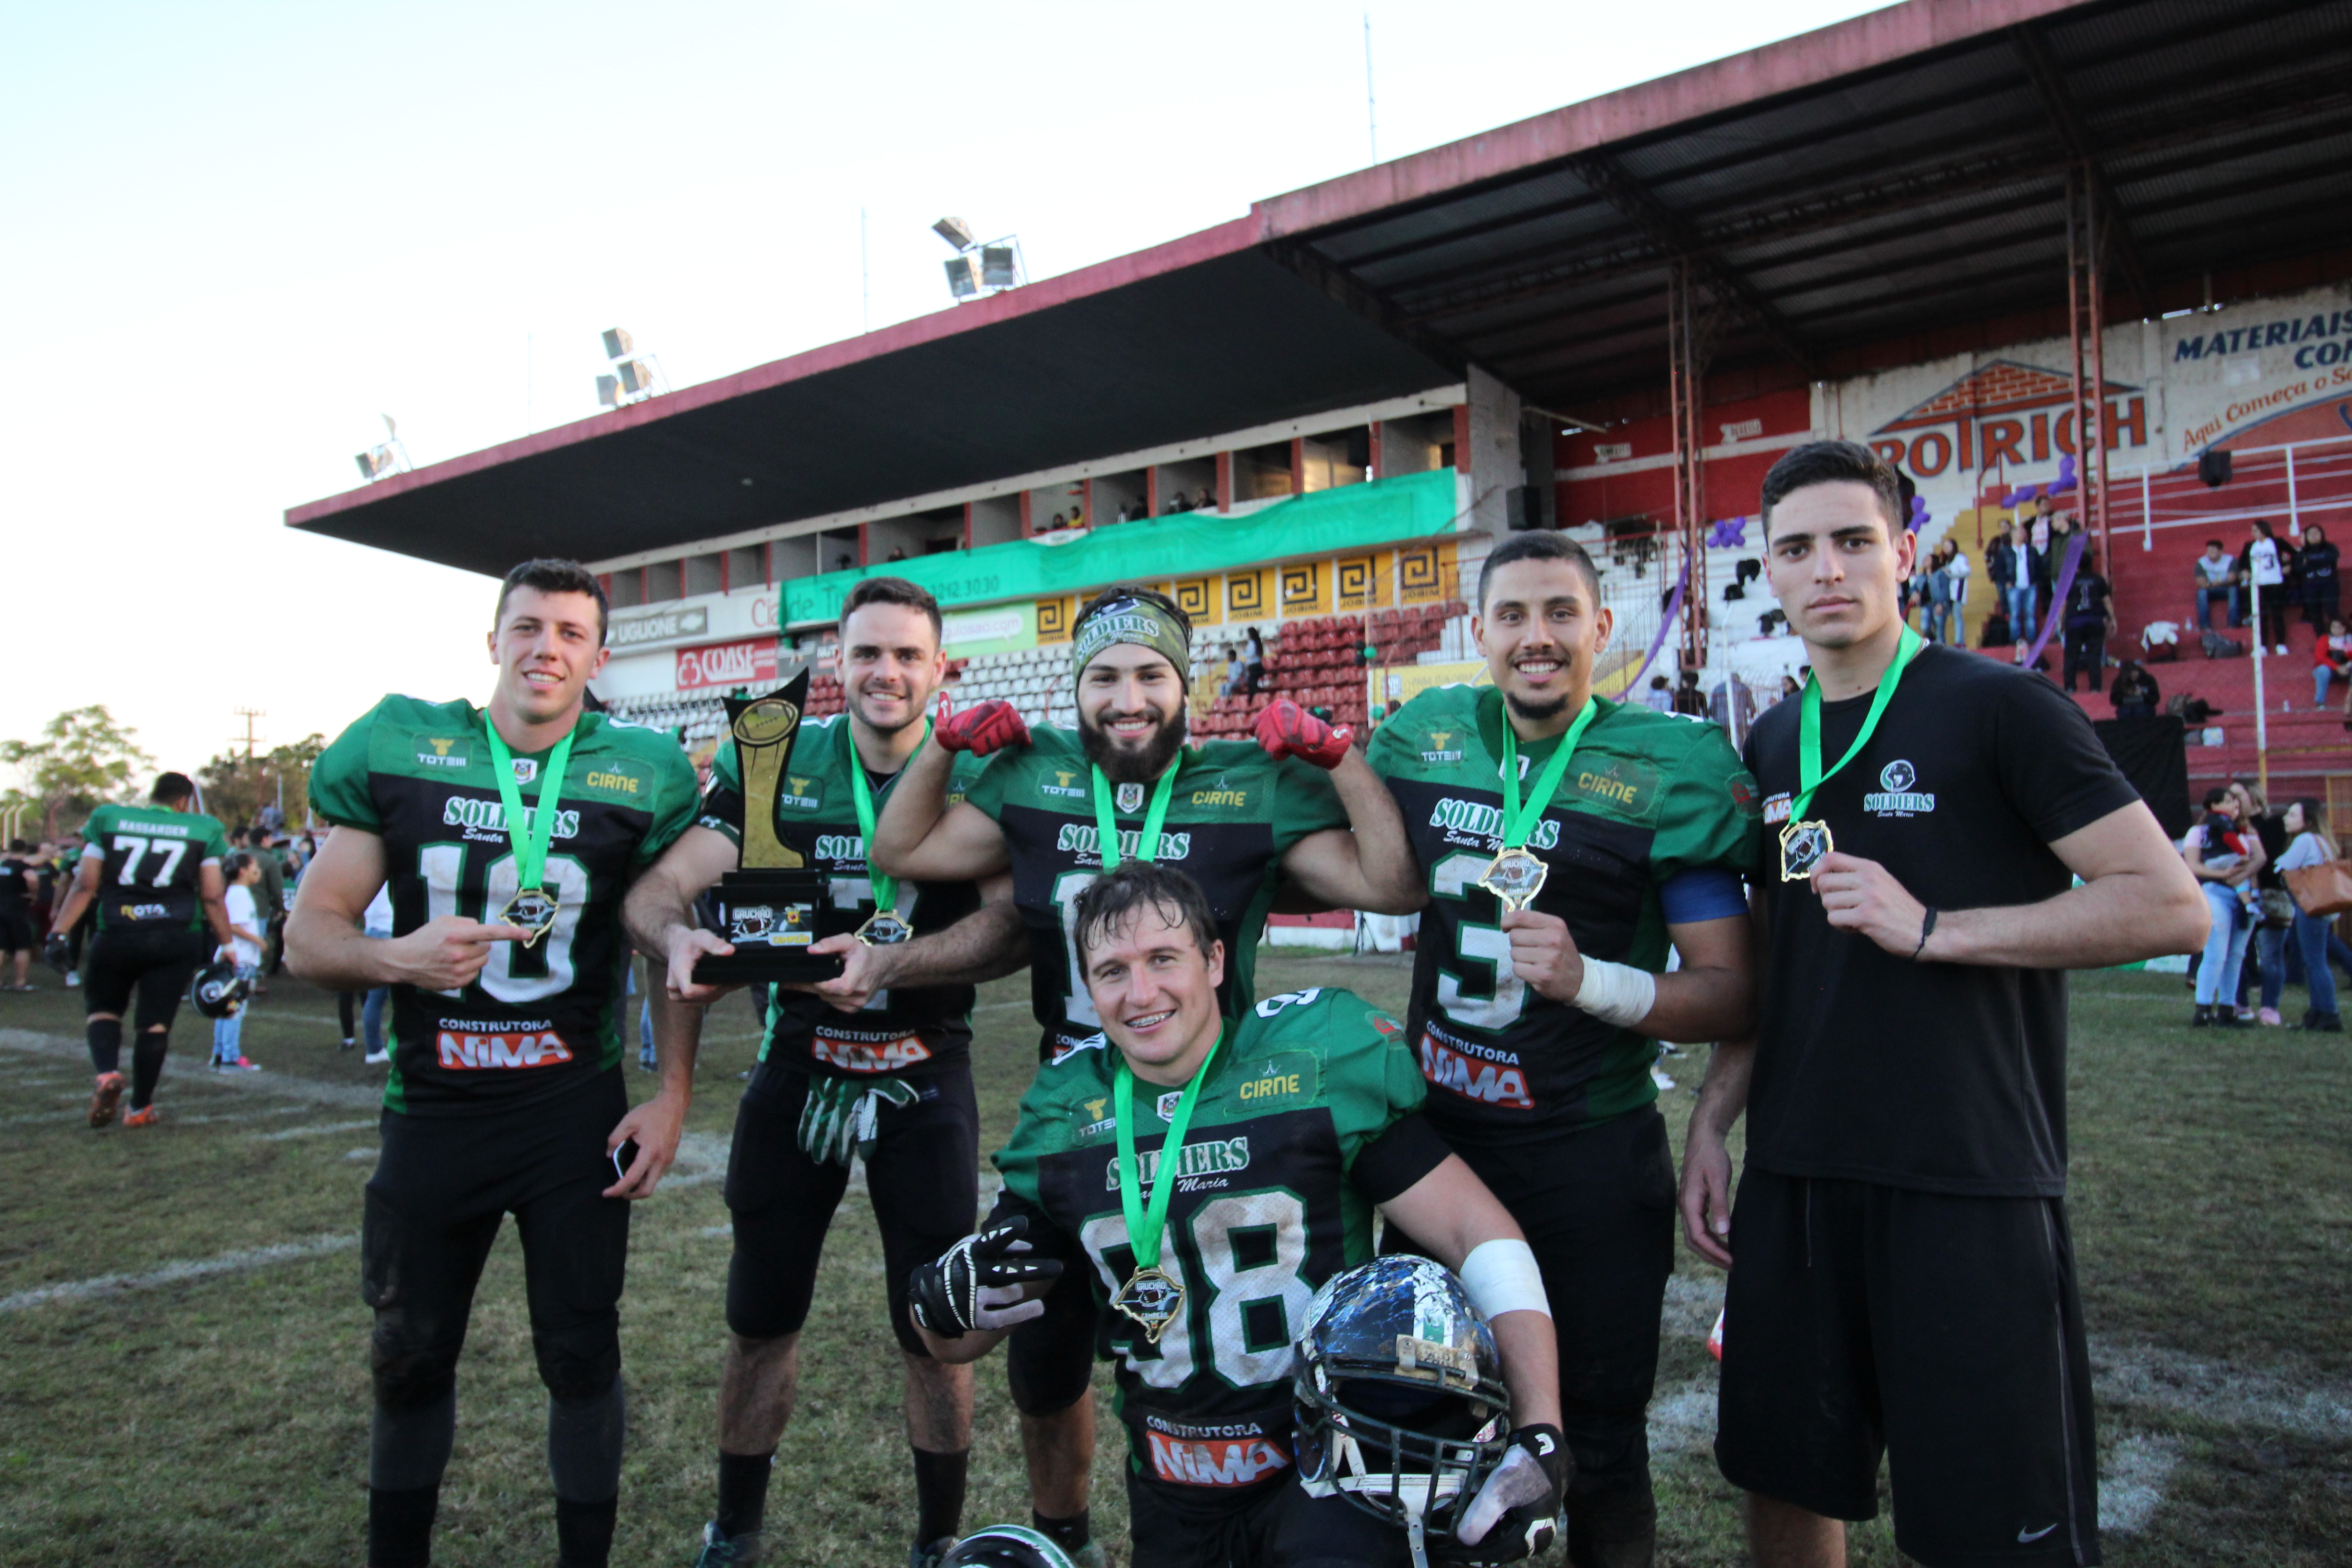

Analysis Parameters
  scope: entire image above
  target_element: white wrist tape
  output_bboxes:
[1458,1238,1551,1321]
[1574,957,1656,1028]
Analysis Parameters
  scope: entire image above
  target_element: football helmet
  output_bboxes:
[192,961,251,1020]
[934,1525,1075,1568]
[1293,1256,1514,1562]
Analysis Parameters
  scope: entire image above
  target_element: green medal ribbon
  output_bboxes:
[844,717,929,922]
[1092,764,1177,871]
[1791,626,1924,823]
[482,714,577,919]
[1112,1023,1229,1274]
[1498,696,1600,849]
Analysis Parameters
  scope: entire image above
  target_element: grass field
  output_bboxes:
[0,956,2346,1568]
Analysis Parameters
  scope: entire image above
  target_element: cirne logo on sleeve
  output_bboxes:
[1863,759,1936,817]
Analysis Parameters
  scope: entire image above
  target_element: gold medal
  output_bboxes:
[500,886,560,946]
[855,911,912,946]
[1112,1265,1186,1343]
[1778,820,1833,882]
[1477,847,1549,911]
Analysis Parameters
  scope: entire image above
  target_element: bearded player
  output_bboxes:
[621,577,1029,1568]
[1366,530,1762,1568]
[46,772,240,1127]
[287,559,703,1568]
[870,583,1425,1566]
[909,862,1565,1568]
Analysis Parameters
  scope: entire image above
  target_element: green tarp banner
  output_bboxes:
[781,466,1459,626]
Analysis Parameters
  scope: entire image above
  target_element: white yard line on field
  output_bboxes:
[250,1119,381,1142]
[0,1234,356,1315]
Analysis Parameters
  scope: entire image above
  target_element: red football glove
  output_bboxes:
[936,699,1031,756]
[1255,699,1352,769]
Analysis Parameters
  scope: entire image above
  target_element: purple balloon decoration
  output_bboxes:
[1708,516,1747,548]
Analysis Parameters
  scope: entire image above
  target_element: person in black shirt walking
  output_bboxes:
[2060,548,2115,694]
[0,839,37,990]
[2299,522,2339,634]
[1679,442,2206,1568]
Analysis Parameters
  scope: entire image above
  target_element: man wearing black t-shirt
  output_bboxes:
[1680,442,2207,1568]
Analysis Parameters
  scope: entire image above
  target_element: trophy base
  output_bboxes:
[701,871,848,983]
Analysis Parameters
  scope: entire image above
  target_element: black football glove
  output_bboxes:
[1453,1423,1568,1562]
[906,1215,1063,1338]
[44,933,71,975]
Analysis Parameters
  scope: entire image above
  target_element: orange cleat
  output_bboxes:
[87,1071,125,1128]
[122,1104,160,1129]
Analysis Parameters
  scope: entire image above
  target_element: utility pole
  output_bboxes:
[232,708,266,819]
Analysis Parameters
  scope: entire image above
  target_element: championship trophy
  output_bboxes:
[697,662,846,983]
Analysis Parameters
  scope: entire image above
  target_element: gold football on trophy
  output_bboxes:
[732,698,800,747]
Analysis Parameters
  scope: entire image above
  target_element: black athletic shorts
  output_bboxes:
[1715,1169,2100,1568]
[0,908,31,952]
[1386,1105,1677,1503]
[724,1063,980,1353]
[82,928,209,1031]
[359,1069,632,1405]
[1125,1472,1418,1568]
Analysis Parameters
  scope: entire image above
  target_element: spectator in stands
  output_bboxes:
[1194,486,1215,511]
[1775,672,1802,705]
[2184,784,2262,1027]
[1068,501,1085,528]
[2109,659,2159,717]
[1943,539,1970,644]
[1671,668,1707,716]
[2234,778,2287,1025]
[2299,523,2339,637]
[2313,617,2351,709]
[1047,513,1066,530]
[1643,673,1674,713]
[1166,490,1192,515]
[2060,546,2116,693]
[2021,505,2055,652]
[1923,542,1954,644]
[2278,797,2344,1031]
[2244,518,2293,655]
[241,826,284,986]
[1986,521,2026,647]
[2190,539,2238,630]
[1240,626,1265,694]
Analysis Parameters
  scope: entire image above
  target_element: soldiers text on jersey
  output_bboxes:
[309,696,699,1114]
[1367,687,1762,1140]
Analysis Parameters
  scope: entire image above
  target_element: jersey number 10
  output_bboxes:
[417,843,589,1004]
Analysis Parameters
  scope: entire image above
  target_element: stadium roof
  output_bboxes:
[291,0,2352,578]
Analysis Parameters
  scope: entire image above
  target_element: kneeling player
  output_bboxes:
[47,772,238,1127]
[909,863,1565,1568]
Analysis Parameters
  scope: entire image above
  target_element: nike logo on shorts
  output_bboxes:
[2017,1522,2059,1543]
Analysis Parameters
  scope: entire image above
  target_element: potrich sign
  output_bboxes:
[676,638,777,691]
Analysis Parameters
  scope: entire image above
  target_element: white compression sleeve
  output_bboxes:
[1457,1238,1551,1320]
[1573,957,1656,1028]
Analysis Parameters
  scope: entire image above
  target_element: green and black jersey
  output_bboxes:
[1367,687,1763,1142]
[310,696,699,1116]
[991,986,1447,1493]
[701,716,986,1081]
[79,802,233,933]
[960,726,1348,1062]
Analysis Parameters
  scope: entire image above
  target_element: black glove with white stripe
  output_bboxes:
[906,1215,1063,1339]
[1455,1423,1568,1561]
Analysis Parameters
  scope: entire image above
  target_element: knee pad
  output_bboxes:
[1566,1480,1657,1568]
[533,1319,621,1404]
[372,1328,461,1411]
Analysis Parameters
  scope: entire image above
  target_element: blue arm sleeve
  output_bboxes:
[1658,865,1748,925]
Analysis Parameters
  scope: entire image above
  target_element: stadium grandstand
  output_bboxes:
[288,0,2352,814]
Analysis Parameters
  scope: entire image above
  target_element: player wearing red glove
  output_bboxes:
[866,583,1424,1568]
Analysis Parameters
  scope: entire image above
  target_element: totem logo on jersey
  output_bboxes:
[1146,1432,1290,1488]
[1421,730,1464,764]
[441,798,582,838]
[780,776,823,810]
[810,1033,933,1073]
[1055,824,1193,863]
[1426,799,1562,850]
[813,834,867,864]
[1042,771,1087,800]
[1419,1032,1534,1109]
[1106,1136,1251,1190]
[436,1029,574,1070]
[416,738,470,769]
[1863,759,1936,817]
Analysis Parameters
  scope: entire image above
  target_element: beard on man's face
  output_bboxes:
[1502,691,1570,725]
[1078,703,1188,783]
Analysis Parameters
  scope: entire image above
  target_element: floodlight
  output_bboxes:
[597,375,622,407]
[980,245,1018,288]
[945,255,981,299]
[617,358,657,396]
[933,217,977,251]
[602,328,633,360]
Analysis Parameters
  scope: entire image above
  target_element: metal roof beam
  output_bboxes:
[2011,21,2154,310]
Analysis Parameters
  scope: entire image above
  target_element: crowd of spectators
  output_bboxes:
[2180,776,2352,1031]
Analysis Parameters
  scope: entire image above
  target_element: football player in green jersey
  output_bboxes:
[286,559,703,1568]
[621,578,1028,1568]
[1365,530,1762,1568]
[45,772,238,1127]
[908,863,1565,1568]
[871,584,1426,1563]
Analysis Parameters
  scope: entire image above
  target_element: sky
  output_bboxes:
[0,0,1891,787]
